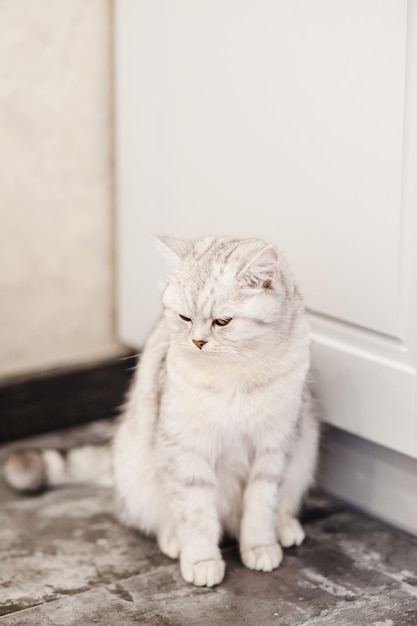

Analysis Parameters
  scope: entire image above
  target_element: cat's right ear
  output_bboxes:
[238,244,279,290]
[156,236,192,271]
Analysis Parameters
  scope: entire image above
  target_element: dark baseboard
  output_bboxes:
[0,355,136,443]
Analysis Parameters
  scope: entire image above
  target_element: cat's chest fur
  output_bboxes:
[159,343,306,441]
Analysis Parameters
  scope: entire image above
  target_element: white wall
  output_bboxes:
[0,0,123,380]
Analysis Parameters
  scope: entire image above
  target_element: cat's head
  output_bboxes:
[158,236,292,358]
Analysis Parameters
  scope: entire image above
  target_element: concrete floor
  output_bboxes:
[1,421,417,625]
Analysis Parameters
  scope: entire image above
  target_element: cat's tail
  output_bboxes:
[3,444,113,493]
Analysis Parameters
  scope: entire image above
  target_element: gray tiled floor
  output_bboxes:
[1,422,417,625]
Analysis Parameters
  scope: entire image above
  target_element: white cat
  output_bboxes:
[5,236,319,587]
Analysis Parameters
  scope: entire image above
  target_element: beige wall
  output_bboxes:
[0,0,124,380]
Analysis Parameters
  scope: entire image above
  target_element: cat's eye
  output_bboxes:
[179,314,192,322]
[213,318,232,327]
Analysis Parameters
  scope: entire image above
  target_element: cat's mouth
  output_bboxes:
[190,343,212,355]
[186,340,214,355]
[186,342,230,361]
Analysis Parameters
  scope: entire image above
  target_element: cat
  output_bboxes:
[4,236,319,587]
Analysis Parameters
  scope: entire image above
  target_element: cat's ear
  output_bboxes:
[239,244,278,289]
[156,236,193,270]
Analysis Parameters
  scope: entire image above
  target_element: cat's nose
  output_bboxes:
[192,339,207,350]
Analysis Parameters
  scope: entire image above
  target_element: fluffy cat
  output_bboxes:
[4,236,319,587]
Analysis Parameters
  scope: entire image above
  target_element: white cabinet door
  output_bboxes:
[115,0,417,458]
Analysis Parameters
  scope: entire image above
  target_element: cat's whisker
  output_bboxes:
[135,339,177,356]
[118,353,141,362]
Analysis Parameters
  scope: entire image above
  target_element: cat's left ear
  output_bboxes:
[239,245,278,289]
[156,236,193,270]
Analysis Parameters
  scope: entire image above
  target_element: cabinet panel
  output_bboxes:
[312,339,415,456]
[117,0,407,337]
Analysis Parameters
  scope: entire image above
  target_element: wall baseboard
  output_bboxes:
[0,356,135,443]
[318,425,417,538]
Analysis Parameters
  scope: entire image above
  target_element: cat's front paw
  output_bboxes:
[180,558,225,587]
[276,516,305,548]
[241,543,283,572]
